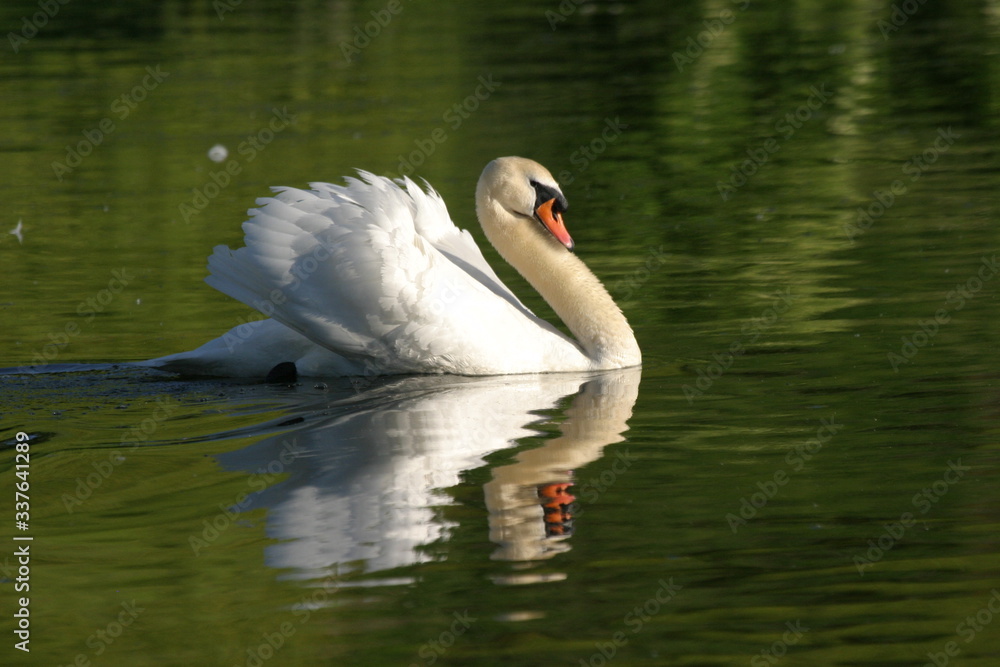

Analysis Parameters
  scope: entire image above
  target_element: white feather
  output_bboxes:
[146,171,582,376]
[144,158,641,377]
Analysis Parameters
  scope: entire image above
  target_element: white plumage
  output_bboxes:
[145,158,640,377]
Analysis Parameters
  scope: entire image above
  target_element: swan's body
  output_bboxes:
[144,157,640,377]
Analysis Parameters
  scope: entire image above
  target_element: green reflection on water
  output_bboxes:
[2,0,1000,665]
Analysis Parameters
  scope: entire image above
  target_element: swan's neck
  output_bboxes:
[479,203,641,369]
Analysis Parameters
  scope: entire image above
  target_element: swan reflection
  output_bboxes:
[217,367,640,582]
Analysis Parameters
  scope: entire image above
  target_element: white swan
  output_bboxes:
[145,157,641,377]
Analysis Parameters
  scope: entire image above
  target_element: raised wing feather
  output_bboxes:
[205,172,580,375]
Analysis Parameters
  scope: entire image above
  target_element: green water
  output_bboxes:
[3,1,1000,665]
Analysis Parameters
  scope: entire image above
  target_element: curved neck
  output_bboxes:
[477,201,641,368]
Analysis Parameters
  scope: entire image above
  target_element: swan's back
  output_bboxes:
[204,173,587,376]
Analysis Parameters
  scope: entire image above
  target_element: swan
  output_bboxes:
[144,157,641,377]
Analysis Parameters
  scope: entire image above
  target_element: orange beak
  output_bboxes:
[535,198,574,250]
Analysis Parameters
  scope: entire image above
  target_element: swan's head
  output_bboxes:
[476,157,574,251]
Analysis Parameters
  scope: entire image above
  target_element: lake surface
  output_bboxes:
[3,1,1000,665]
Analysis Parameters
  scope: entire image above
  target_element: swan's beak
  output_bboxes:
[536,198,575,251]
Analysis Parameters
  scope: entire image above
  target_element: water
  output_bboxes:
[3,1,1000,665]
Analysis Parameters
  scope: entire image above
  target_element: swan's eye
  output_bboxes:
[529,180,568,217]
